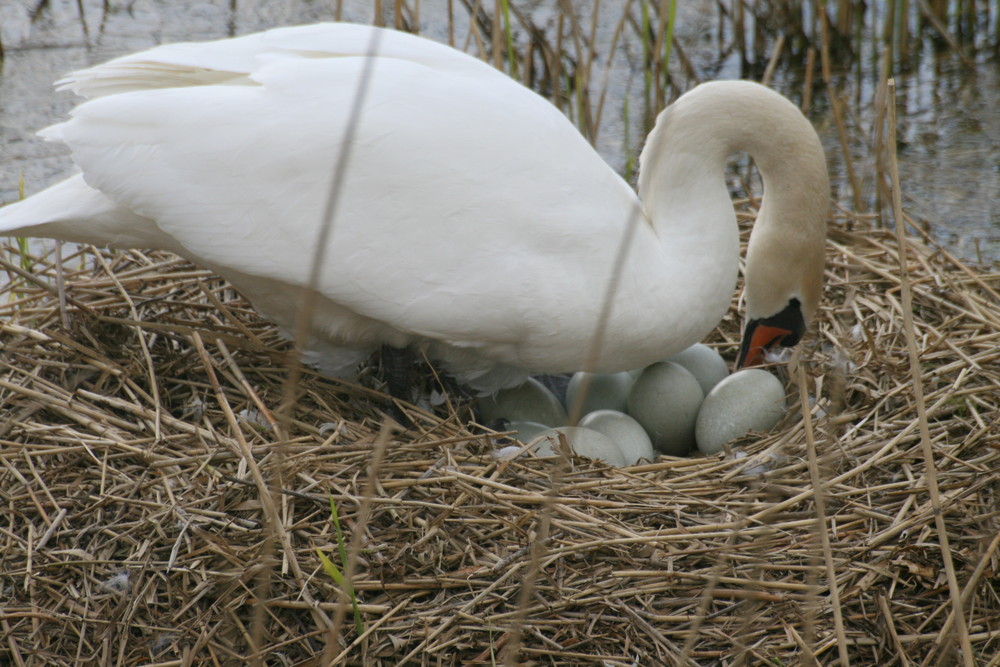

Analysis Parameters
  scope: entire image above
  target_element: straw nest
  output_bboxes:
[1,204,997,666]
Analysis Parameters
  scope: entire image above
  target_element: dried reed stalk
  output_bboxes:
[883,78,974,667]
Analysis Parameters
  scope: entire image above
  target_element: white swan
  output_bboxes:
[0,23,828,392]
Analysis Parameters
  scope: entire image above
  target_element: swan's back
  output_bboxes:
[2,23,653,389]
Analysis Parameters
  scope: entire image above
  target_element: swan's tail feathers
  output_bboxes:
[0,174,179,253]
[57,60,251,99]
[52,30,278,98]
[54,24,497,100]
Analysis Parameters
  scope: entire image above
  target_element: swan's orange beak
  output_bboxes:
[736,322,795,368]
[736,298,807,369]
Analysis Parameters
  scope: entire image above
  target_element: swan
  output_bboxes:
[0,23,828,393]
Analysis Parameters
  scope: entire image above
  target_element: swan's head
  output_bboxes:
[736,189,827,368]
[732,84,829,369]
[737,298,808,368]
[638,80,829,371]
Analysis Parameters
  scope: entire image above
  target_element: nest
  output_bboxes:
[1,206,998,666]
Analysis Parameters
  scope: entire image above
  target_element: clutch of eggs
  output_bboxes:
[486,344,787,466]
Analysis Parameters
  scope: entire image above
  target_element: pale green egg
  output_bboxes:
[478,377,568,427]
[667,343,730,395]
[695,369,787,455]
[566,371,635,415]
[506,420,550,441]
[506,420,555,456]
[578,410,655,465]
[627,361,705,456]
[537,426,627,466]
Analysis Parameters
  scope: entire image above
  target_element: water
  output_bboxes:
[887,55,1000,262]
[1,0,997,263]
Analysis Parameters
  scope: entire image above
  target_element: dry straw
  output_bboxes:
[1,186,997,664]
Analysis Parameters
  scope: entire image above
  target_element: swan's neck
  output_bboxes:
[638,81,828,327]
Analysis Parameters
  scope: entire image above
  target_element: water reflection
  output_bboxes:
[0,0,996,262]
[893,56,999,262]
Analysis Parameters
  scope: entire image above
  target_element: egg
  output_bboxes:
[667,343,730,395]
[565,371,635,416]
[578,410,655,465]
[504,420,556,456]
[478,377,568,427]
[506,420,550,441]
[536,426,626,466]
[695,369,787,455]
[627,361,705,456]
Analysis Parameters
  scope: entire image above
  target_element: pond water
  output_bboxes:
[1,0,997,263]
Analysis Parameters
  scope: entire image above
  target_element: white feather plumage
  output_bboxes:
[0,23,828,392]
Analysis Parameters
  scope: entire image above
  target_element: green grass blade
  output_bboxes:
[329,495,350,571]
[315,547,346,587]
[662,0,677,88]
[623,95,636,183]
[16,173,31,271]
[501,0,518,80]
[641,0,653,129]
[325,495,364,635]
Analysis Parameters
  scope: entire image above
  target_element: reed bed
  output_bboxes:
[1,199,997,665]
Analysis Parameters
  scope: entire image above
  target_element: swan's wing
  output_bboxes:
[57,23,498,98]
[49,26,645,356]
